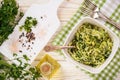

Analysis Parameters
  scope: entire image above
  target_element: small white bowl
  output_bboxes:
[62,17,119,74]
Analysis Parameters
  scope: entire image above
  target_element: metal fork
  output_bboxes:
[80,0,120,30]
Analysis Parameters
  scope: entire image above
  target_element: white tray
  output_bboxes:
[0,0,63,64]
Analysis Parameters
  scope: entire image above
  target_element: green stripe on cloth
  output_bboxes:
[106,5,120,37]
[52,0,106,46]
[106,5,120,42]
[90,49,120,80]
[52,12,82,45]
[92,0,106,8]
[89,5,120,80]
[52,0,120,80]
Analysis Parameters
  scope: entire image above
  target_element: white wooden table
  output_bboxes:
[17,0,120,80]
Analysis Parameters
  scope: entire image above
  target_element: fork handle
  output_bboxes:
[98,11,120,30]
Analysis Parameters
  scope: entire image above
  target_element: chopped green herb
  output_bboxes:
[19,17,37,32]
[68,23,113,67]
[0,0,22,45]
[0,53,42,80]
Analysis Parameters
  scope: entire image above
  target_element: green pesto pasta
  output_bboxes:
[68,23,113,67]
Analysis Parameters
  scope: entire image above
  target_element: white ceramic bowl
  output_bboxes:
[62,17,119,74]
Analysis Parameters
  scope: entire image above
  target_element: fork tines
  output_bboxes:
[83,0,97,10]
[79,6,93,16]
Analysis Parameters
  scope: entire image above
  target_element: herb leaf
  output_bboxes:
[19,17,37,32]
[0,0,19,45]
[0,53,42,80]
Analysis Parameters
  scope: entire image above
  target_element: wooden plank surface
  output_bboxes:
[16,0,120,80]
[17,0,91,80]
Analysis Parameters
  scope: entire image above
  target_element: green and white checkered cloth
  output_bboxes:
[52,0,120,80]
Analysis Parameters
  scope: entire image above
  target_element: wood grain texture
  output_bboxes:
[16,0,120,80]
[17,0,91,80]
[0,0,119,79]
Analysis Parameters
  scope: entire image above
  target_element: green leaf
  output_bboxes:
[0,52,41,79]
[0,60,11,69]
[0,0,22,45]
[19,17,37,32]
[13,53,17,57]
[0,73,6,80]
[23,55,30,61]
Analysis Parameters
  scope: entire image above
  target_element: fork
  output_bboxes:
[80,0,120,30]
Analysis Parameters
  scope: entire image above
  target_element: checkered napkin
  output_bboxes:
[52,0,120,80]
